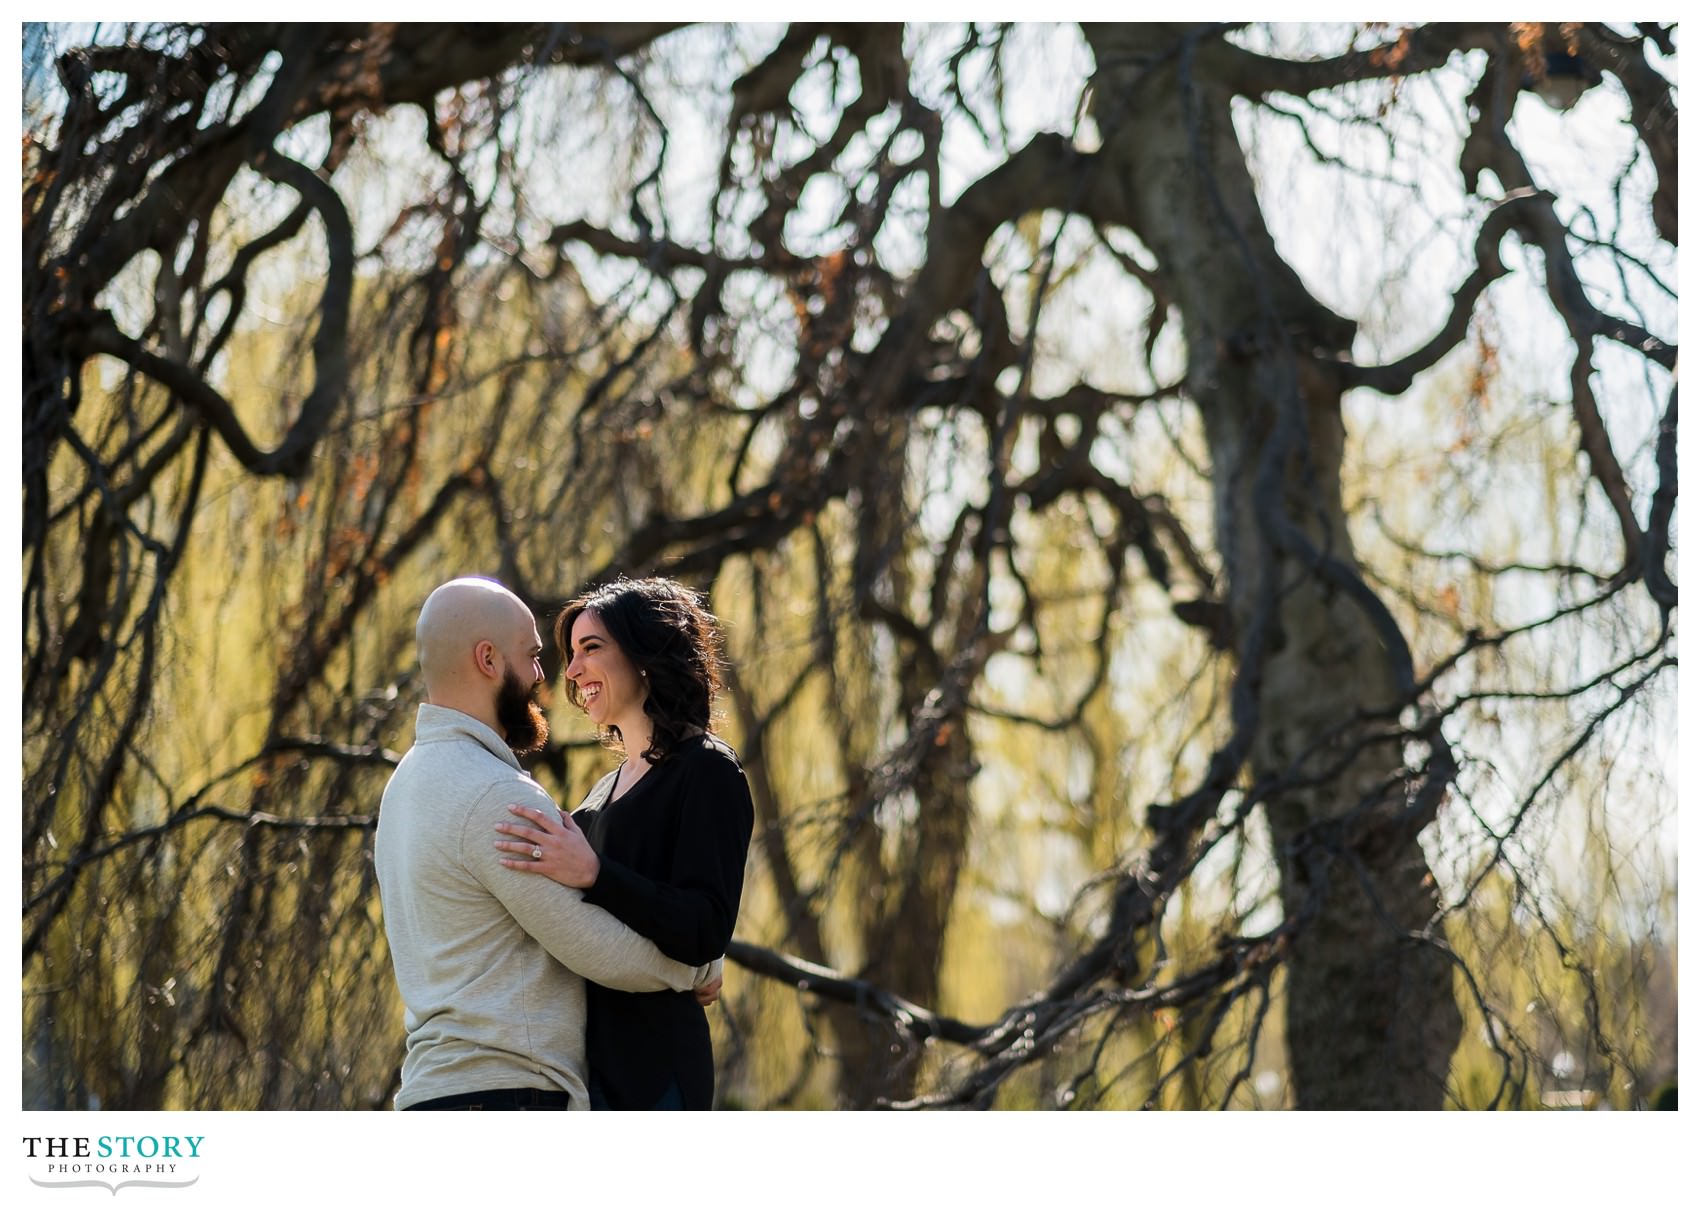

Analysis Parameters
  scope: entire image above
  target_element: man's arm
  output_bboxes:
[462,783,712,993]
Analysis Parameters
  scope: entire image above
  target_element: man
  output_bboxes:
[374,576,719,1111]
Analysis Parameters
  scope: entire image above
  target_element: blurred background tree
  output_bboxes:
[22,21,1676,1110]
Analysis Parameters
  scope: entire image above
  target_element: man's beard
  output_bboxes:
[496,668,550,758]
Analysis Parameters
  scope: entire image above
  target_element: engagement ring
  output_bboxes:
[531,846,543,860]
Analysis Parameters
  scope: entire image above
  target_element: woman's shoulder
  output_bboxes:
[669,734,752,827]
[671,732,744,775]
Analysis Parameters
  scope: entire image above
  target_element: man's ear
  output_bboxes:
[474,639,500,679]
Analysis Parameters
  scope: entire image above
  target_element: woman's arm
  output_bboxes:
[494,750,754,966]
[581,753,754,965]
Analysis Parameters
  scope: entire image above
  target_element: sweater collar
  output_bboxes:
[413,703,523,773]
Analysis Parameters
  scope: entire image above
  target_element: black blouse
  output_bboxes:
[572,733,754,1110]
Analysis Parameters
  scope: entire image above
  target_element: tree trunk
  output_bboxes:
[827,415,979,1109]
[1085,24,1464,1108]
[827,716,973,1107]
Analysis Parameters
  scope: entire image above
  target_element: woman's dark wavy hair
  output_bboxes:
[554,577,725,764]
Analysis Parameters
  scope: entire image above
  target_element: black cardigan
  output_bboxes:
[572,733,754,1110]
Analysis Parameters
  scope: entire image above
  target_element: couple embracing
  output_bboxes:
[374,575,754,1111]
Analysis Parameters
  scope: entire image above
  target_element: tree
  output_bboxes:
[23,21,1676,1110]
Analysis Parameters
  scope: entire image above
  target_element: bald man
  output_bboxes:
[375,577,718,1111]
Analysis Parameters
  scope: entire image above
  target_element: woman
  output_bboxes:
[494,576,754,1110]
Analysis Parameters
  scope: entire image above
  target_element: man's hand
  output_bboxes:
[496,804,601,888]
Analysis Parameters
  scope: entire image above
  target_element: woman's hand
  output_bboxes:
[495,804,601,888]
[694,971,723,1007]
[693,957,724,1007]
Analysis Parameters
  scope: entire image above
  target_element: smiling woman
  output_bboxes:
[495,576,755,1110]
[563,609,650,749]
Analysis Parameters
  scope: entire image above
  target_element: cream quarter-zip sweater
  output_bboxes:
[374,704,712,1110]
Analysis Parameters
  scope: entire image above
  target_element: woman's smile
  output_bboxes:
[566,610,645,733]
